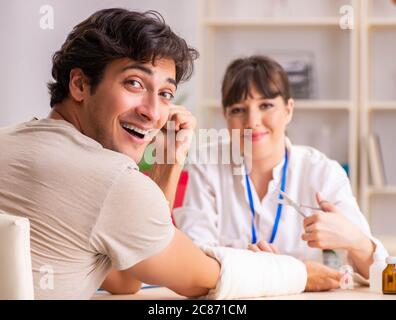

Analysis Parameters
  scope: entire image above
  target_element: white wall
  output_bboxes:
[0,0,199,126]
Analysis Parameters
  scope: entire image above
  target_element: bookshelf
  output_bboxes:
[360,0,396,254]
[204,99,352,110]
[196,0,359,193]
[195,0,396,254]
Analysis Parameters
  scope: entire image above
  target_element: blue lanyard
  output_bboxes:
[245,149,289,244]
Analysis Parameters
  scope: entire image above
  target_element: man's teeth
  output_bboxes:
[121,123,151,136]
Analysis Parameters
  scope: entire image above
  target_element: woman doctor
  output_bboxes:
[173,55,387,279]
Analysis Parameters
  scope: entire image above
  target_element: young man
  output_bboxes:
[0,8,340,299]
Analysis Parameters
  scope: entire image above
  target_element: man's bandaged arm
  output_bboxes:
[200,246,307,299]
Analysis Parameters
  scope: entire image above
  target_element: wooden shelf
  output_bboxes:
[370,101,396,111]
[369,18,396,28]
[360,2,396,235]
[204,100,221,109]
[377,236,396,255]
[295,100,352,110]
[204,99,352,110]
[203,17,341,28]
[368,186,396,196]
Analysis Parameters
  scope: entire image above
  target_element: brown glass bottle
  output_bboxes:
[383,256,396,294]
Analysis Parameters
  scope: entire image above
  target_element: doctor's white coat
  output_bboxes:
[173,139,387,267]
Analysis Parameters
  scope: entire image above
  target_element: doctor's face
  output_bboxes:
[224,86,294,160]
[78,58,176,163]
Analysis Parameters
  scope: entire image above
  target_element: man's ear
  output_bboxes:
[285,98,294,125]
[68,68,89,103]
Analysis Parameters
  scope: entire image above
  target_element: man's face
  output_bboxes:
[80,58,176,163]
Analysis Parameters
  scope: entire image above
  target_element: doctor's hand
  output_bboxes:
[301,193,367,252]
[248,240,278,254]
[304,260,342,291]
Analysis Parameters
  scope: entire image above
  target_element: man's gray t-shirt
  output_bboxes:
[0,118,175,299]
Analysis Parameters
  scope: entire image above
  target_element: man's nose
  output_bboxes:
[136,92,161,122]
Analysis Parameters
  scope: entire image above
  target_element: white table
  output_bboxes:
[93,286,396,300]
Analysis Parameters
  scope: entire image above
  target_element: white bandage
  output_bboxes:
[200,246,307,300]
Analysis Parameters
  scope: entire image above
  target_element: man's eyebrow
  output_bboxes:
[121,63,177,88]
[167,77,177,88]
[121,63,152,75]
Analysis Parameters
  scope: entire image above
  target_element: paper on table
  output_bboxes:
[353,272,369,286]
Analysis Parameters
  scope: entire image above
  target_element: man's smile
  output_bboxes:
[120,121,159,142]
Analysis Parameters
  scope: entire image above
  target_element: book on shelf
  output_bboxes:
[368,133,387,187]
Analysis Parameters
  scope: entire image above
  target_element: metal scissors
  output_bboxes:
[278,190,323,218]
[278,190,341,218]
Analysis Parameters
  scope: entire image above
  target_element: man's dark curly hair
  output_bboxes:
[48,8,199,107]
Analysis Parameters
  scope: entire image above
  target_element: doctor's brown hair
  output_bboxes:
[48,8,198,107]
[221,55,291,109]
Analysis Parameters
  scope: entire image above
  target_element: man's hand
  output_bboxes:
[148,104,196,209]
[304,260,342,292]
[247,240,278,254]
[156,104,196,165]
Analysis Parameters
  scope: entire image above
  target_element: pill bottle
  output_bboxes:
[382,256,396,294]
[369,253,386,293]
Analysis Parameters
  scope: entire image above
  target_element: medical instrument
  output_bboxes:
[277,190,311,217]
[278,190,341,218]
